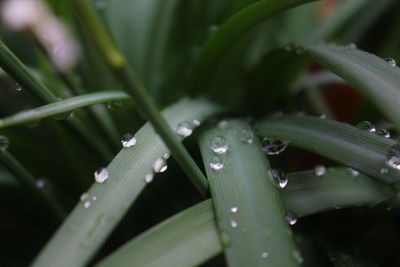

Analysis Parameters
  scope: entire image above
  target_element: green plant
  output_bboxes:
[1,0,400,266]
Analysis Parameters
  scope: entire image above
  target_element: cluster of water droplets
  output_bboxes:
[356,121,400,175]
[80,192,97,209]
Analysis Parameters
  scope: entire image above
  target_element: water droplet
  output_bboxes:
[375,129,391,138]
[240,129,254,144]
[387,144,400,170]
[218,120,229,129]
[144,173,154,183]
[121,133,136,148]
[0,136,9,150]
[380,168,389,174]
[348,168,360,177]
[15,83,22,92]
[36,178,46,188]
[153,158,168,173]
[210,136,228,154]
[314,165,326,177]
[285,211,298,225]
[261,251,269,259]
[386,58,397,67]
[162,152,170,160]
[176,121,193,137]
[270,169,288,189]
[192,119,201,127]
[230,220,238,228]
[262,138,287,155]
[94,167,109,183]
[356,121,376,133]
[230,206,238,213]
[209,156,224,171]
[293,250,304,263]
[345,43,357,50]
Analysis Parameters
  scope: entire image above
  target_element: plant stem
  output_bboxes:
[70,0,209,196]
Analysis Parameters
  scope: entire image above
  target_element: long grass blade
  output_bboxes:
[71,0,210,195]
[256,116,400,183]
[0,91,130,128]
[191,0,319,87]
[304,43,400,130]
[96,167,393,267]
[199,120,300,267]
[31,98,222,267]
[0,39,58,103]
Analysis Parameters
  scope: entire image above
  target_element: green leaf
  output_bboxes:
[304,44,400,130]
[0,39,57,103]
[96,167,393,267]
[0,91,130,129]
[191,0,319,88]
[256,115,400,183]
[72,0,211,195]
[31,98,222,267]
[199,120,300,266]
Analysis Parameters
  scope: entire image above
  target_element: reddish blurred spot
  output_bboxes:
[324,84,362,122]
[317,0,337,18]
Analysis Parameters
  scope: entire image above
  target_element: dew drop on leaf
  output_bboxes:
[94,167,109,183]
[262,138,287,155]
[121,133,136,148]
[15,82,22,92]
[230,206,238,214]
[348,168,360,177]
[356,121,376,133]
[230,220,238,228]
[387,144,400,170]
[380,168,389,174]
[270,168,288,189]
[375,129,391,138]
[153,158,168,173]
[314,165,326,177]
[144,173,154,183]
[209,156,224,171]
[176,121,193,137]
[386,58,397,67]
[261,251,269,259]
[210,136,228,154]
[240,129,254,144]
[285,211,298,225]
